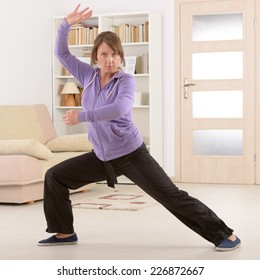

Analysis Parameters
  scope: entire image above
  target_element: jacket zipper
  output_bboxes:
[91,75,120,161]
[92,85,107,161]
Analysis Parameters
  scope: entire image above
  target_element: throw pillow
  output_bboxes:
[46,133,92,152]
[0,139,53,160]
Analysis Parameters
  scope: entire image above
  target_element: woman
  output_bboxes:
[38,4,241,251]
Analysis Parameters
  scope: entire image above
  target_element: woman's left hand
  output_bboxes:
[62,110,79,126]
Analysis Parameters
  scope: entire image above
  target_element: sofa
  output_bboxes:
[0,104,94,204]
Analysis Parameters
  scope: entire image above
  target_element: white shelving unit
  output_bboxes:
[52,11,163,167]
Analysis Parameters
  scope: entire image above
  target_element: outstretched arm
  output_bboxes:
[65,4,93,25]
[60,4,93,127]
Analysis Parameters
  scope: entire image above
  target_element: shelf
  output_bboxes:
[56,106,83,109]
[133,105,149,109]
[123,42,149,47]
[68,42,149,48]
[69,44,93,48]
[55,76,74,79]
[55,74,149,79]
[134,73,149,77]
[56,106,149,109]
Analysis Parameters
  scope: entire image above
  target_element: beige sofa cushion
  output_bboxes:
[33,104,57,144]
[46,133,92,152]
[0,139,53,160]
[40,151,87,174]
[0,104,57,144]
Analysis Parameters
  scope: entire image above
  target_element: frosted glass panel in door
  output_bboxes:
[193,130,243,156]
[192,91,243,118]
[193,13,243,41]
[192,52,243,80]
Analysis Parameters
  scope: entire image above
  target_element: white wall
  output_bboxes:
[0,0,175,176]
[0,0,64,108]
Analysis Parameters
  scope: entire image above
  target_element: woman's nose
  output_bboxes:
[107,56,113,63]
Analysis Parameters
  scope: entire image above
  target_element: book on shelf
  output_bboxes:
[144,21,149,42]
[109,21,149,43]
[68,23,99,45]
[135,53,149,74]
[124,56,136,75]
[133,92,149,106]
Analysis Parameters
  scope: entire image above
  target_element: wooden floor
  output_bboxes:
[0,182,259,260]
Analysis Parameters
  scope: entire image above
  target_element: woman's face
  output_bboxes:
[96,42,121,77]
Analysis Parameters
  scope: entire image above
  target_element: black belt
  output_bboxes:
[104,161,118,188]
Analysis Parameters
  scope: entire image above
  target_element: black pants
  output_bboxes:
[43,143,233,246]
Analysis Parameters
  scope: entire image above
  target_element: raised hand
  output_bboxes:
[66,4,93,25]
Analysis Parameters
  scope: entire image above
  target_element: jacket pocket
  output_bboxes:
[111,123,138,139]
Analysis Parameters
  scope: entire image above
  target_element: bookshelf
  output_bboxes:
[52,11,163,167]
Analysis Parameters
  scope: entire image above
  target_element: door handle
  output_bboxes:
[184,78,195,99]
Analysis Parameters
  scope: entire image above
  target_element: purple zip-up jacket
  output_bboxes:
[55,20,143,161]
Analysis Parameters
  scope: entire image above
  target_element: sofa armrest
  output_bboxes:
[45,133,92,152]
[0,155,42,185]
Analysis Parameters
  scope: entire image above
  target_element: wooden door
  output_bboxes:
[178,0,255,184]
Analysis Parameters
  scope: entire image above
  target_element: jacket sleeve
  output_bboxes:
[54,19,94,86]
[78,75,135,122]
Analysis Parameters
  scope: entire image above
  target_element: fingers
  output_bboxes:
[80,7,93,21]
[67,5,93,25]
[62,110,79,126]
[74,3,81,12]
[62,111,71,126]
[74,4,91,16]
[79,7,91,15]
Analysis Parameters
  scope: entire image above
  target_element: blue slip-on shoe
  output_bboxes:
[38,233,78,246]
[215,236,241,251]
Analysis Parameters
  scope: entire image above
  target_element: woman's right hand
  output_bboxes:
[66,4,93,25]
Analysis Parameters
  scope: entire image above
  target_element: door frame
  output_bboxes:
[174,0,259,184]
[256,0,260,184]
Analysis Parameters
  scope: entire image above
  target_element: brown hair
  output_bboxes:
[91,31,125,67]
